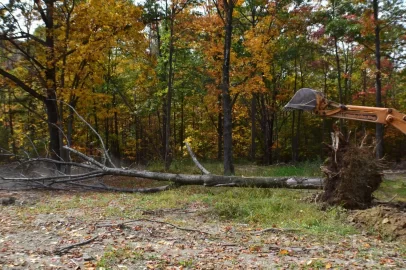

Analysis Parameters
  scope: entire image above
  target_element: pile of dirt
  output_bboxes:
[348,205,406,241]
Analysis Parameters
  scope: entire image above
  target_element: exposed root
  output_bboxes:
[321,132,385,209]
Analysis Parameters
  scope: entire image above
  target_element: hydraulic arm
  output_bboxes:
[284,88,406,135]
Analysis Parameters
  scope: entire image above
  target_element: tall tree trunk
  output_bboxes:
[269,85,278,165]
[295,110,302,161]
[291,57,298,162]
[67,100,76,148]
[321,60,328,158]
[217,95,223,161]
[164,7,175,170]
[334,36,344,132]
[291,111,297,162]
[221,0,235,175]
[180,95,184,151]
[7,90,16,155]
[373,0,384,159]
[361,57,367,134]
[250,94,256,161]
[0,0,62,163]
[173,110,176,158]
[260,95,270,165]
[105,118,109,154]
[44,0,61,162]
[59,0,75,172]
[93,100,99,134]
[113,94,120,166]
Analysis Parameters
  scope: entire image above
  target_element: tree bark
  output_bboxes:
[217,94,223,161]
[250,94,256,161]
[180,94,184,152]
[373,0,384,159]
[164,6,175,170]
[7,89,17,155]
[221,0,235,175]
[260,94,270,164]
[43,0,61,162]
[5,145,323,190]
[334,36,344,132]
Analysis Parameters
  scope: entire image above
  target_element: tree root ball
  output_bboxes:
[321,144,384,209]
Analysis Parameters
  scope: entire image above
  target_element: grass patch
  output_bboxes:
[202,187,355,235]
[147,159,322,177]
[374,179,406,202]
[17,161,367,239]
[21,185,355,237]
[235,161,322,177]
[97,245,145,268]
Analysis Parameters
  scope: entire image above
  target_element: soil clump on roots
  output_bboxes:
[321,133,384,209]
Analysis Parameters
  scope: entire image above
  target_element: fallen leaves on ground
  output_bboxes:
[0,190,405,269]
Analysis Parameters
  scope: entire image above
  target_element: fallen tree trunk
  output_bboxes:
[1,161,323,190]
[0,146,323,192]
[65,146,323,188]
[80,168,323,189]
[0,105,324,193]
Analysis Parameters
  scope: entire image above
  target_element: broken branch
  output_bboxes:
[97,219,211,235]
[185,141,210,175]
[54,235,98,255]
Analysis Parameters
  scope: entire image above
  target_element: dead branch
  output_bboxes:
[63,146,105,168]
[0,171,103,183]
[53,235,98,255]
[185,141,210,175]
[69,182,172,193]
[21,158,98,170]
[2,146,324,190]
[0,105,324,192]
[252,227,300,235]
[385,194,398,203]
[97,219,211,235]
[59,100,116,168]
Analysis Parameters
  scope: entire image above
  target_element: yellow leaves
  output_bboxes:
[67,0,146,65]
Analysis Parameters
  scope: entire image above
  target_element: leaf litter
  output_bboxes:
[0,190,405,269]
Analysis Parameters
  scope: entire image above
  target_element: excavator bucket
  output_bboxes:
[284,88,324,111]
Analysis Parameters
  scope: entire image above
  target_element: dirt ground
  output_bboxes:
[0,162,405,269]
[348,204,406,242]
[0,190,405,270]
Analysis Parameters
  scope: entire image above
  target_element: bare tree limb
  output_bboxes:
[59,101,116,168]
[54,235,98,255]
[252,227,300,235]
[69,182,172,193]
[185,141,210,175]
[63,146,105,168]
[1,145,324,191]
[97,219,211,235]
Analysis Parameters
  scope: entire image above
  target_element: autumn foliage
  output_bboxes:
[1,0,406,166]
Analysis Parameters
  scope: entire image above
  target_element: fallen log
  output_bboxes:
[1,160,323,192]
[1,163,323,190]
[0,144,323,192]
[0,105,324,192]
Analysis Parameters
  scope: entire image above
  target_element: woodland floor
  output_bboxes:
[0,173,405,269]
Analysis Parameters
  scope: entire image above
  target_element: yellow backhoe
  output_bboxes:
[284,88,406,135]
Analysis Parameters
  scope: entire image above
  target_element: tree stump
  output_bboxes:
[321,131,383,209]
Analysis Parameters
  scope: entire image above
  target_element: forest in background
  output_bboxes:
[1,0,406,172]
